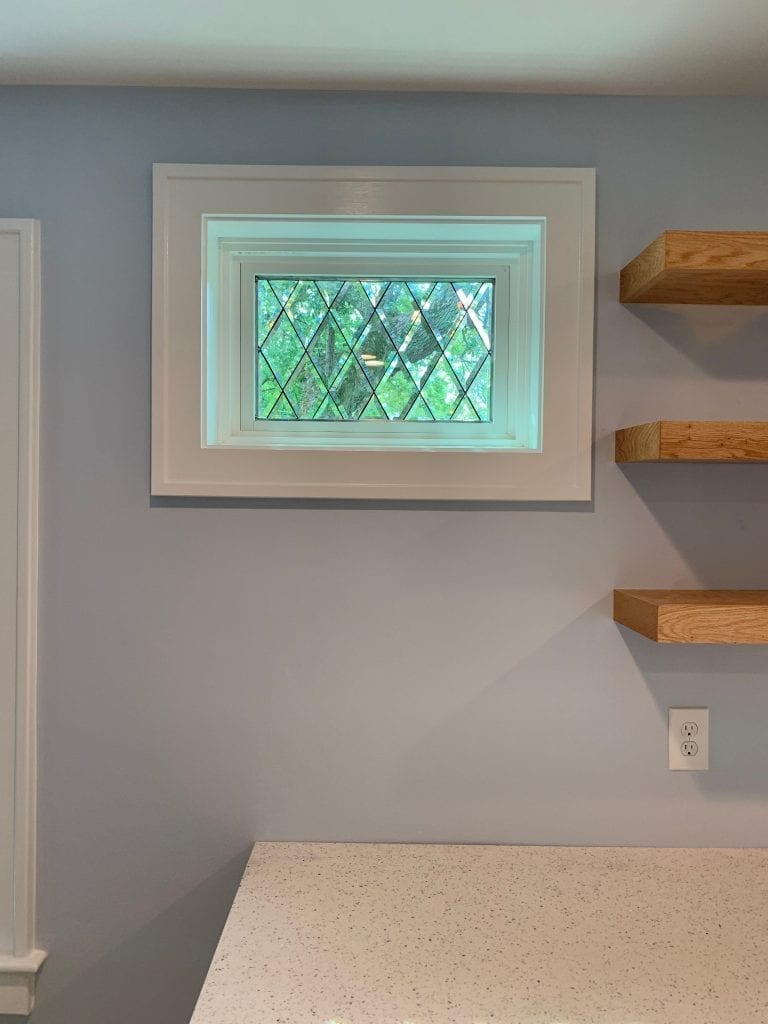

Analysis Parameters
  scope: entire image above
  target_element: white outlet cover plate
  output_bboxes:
[669,708,709,771]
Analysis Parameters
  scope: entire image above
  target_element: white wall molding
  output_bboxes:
[0,220,45,1016]
[153,164,595,500]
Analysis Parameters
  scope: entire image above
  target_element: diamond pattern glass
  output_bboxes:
[256,278,493,421]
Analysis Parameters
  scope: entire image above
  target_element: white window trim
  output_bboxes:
[0,220,46,1016]
[153,165,595,500]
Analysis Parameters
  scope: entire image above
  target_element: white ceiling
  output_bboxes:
[3,0,768,93]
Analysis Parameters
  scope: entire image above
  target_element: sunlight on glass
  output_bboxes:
[256,278,494,422]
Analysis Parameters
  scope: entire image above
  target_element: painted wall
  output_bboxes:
[1,87,767,1023]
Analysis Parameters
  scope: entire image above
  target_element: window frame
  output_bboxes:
[206,214,544,450]
[152,164,595,500]
[227,250,535,449]
[241,266,506,443]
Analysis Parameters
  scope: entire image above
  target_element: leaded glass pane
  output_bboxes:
[255,277,493,422]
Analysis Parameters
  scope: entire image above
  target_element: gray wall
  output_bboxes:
[1,87,767,1023]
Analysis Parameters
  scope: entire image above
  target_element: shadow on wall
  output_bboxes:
[616,460,768,799]
[621,629,768,799]
[1,848,251,1024]
[395,596,768,830]
[618,461,768,584]
[623,306,768,380]
[394,601,636,809]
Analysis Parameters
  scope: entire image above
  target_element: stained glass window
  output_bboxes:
[255,278,494,422]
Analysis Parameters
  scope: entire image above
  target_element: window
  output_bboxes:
[252,276,494,424]
[153,165,594,499]
[208,211,543,454]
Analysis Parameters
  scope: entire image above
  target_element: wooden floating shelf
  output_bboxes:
[620,230,768,304]
[614,590,768,644]
[615,420,768,463]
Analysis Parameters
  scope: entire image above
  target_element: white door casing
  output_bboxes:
[0,220,45,1016]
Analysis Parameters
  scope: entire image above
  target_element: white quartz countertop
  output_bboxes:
[190,842,768,1024]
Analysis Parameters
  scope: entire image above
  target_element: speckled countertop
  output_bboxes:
[190,842,768,1024]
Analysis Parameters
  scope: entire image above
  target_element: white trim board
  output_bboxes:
[153,165,595,500]
[0,221,45,1016]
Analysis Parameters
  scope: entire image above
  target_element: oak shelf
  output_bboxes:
[620,230,768,304]
[615,420,768,463]
[614,590,768,644]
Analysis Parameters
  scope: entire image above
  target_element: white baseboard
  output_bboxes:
[0,950,47,1016]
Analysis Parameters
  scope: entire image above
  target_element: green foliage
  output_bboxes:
[256,278,493,422]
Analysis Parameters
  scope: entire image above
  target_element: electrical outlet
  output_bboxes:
[669,708,709,770]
